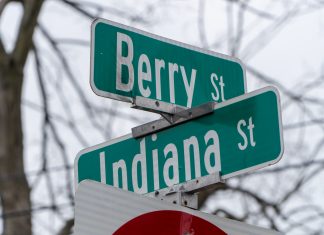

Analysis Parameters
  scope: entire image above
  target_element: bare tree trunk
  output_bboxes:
[0,61,31,234]
[0,1,44,234]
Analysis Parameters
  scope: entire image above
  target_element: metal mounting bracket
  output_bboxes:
[145,172,224,210]
[150,191,199,210]
[131,96,187,115]
[131,97,215,138]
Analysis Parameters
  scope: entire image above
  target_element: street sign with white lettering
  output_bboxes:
[75,87,283,193]
[91,19,246,108]
[74,180,282,235]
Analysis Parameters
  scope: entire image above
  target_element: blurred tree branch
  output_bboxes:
[0,1,324,234]
[12,0,44,66]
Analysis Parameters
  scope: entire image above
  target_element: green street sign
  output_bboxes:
[90,19,246,108]
[75,87,283,193]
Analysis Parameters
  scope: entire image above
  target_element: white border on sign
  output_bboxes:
[74,86,284,190]
[220,86,284,179]
[89,18,247,103]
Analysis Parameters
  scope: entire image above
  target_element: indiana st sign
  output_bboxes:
[75,87,283,193]
[91,19,246,108]
[75,180,282,235]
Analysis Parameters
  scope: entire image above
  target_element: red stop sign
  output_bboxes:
[114,210,227,235]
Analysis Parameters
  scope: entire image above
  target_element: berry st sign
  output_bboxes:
[75,87,283,193]
[90,19,246,108]
[74,180,282,235]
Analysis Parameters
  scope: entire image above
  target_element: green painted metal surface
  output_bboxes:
[90,19,246,108]
[75,87,283,193]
